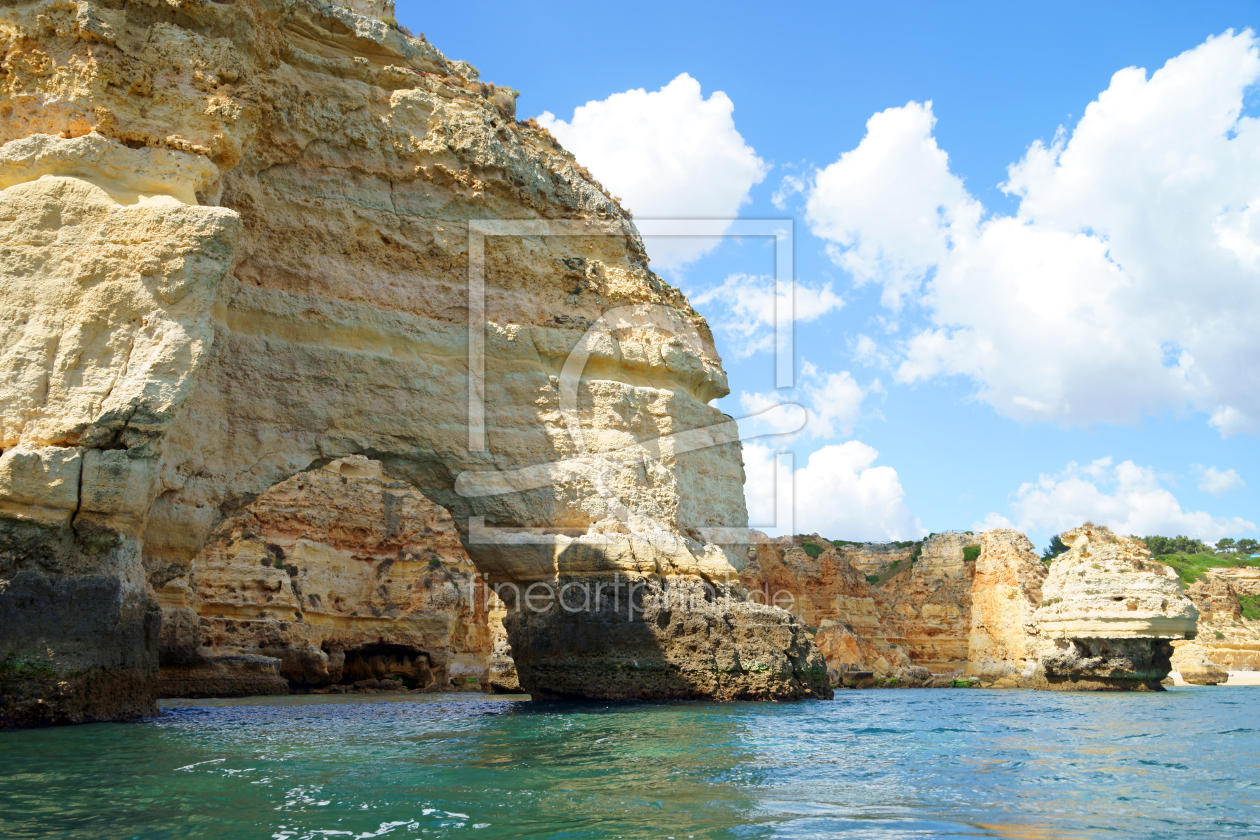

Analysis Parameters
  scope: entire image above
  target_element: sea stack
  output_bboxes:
[965,529,1046,685]
[1032,524,1198,690]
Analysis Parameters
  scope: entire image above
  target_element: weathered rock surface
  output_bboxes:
[879,532,980,672]
[1033,524,1198,690]
[1172,573,1260,675]
[483,591,521,693]
[740,534,926,686]
[158,654,290,699]
[156,455,494,695]
[506,576,831,700]
[1172,642,1229,685]
[0,0,825,723]
[832,542,915,577]
[742,525,1202,692]
[966,529,1046,681]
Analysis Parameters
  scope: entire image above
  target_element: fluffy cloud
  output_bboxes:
[690,273,843,356]
[743,441,923,540]
[989,457,1255,540]
[804,32,1260,435]
[537,73,767,270]
[737,363,873,439]
[805,101,979,309]
[1196,465,1246,496]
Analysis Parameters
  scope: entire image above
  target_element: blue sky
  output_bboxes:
[402,1,1260,549]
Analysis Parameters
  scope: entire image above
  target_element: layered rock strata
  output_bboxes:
[1171,573,1260,676]
[965,530,1046,683]
[878,532,980,671]
[740,534,924,686]
[832,542,915,577]
[743,526,1201,692]
[155,456,495,696]
[1033,524,1198,690]
[0,0,826,723]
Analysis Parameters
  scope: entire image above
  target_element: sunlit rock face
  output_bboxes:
[739,533,920,684]
[879,532,981,672]
[1171,573,1260,678]
[965,529,1046,683]
[0,0,825,724]
[155,456,494,696]
[1033,524,1198,690]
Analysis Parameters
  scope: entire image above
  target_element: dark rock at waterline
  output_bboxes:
[505,578,832,701]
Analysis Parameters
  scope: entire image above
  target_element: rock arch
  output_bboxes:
[0,0,828,726]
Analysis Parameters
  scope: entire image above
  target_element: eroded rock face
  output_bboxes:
[156,455,494,695]
[506,576,830,700]
[832,542,914,577]
[966,530,1046,681]
[740,534,925,686]
[0,133,236,726]
[1172,573,1260,675]
[1172,642,1229,685]
[879,532,980,672]
[1033,524,1198,690]
[0,0,823,723]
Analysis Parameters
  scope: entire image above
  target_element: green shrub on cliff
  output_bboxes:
[962,545,981,563]
[1158,552,1258,585]
[801,541,824,559]
[1241,595,1260,620]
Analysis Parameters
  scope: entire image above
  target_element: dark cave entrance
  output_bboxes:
[335,643,435,688]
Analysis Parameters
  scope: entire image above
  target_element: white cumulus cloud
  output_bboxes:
[989,457,1256,540]
[737,362,873,440]
[691,273,844,357]
[804,31,1260,436]
[743,441,923,541]
[1196,465,1246,496]
[537,73,767,270]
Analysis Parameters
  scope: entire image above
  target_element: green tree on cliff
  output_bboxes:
[1141,535,1211,556]
[1042,534,1068,563]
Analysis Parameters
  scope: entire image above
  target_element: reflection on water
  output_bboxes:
[1,688,1258,838]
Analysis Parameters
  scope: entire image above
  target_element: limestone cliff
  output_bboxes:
[965,529,1045,682]
[0,0,827,725]
[832,542,914,577]
[878,532,980,672]
[1171,572,1260,679]
[157,455,496,696]
[1033,524,1198,690]
[740,534,925,685]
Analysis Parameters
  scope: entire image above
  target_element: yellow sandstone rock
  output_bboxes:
[1033,524,1198,690]
[0,0,826,725]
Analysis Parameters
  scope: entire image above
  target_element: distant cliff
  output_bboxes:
[743,525,1203,690]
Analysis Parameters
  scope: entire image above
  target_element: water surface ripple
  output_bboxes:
[1,688,1257,839]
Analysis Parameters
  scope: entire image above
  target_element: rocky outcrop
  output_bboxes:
[879,532,980,671]
[832,542,915,577]
[966,530,1046,682]
[483,591,520,693]
[0,0,826,724]
[1171,573,1260,675]
[155,455,494,695]
[507,576,830,700]
[740,534,926,686]
[1172,642,1229,685]
[1033,524,1198,690]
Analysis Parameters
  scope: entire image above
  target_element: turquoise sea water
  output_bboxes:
[1,688,1258,839]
